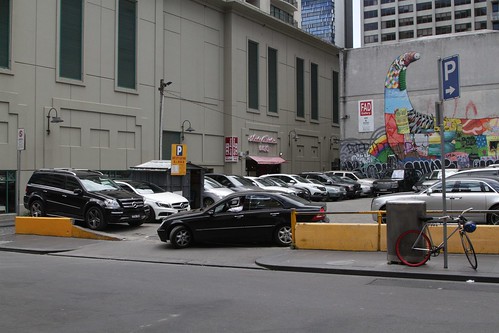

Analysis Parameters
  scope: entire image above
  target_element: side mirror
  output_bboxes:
[74,188,83,195]
[426,188,433,196]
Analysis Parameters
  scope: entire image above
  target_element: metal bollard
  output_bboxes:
[386,200,426,264]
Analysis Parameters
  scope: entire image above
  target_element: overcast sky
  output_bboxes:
[353,0,361,48]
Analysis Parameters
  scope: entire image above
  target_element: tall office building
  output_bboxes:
[301,0,353,48]
[244,0,301,27]
[361,0,498,46]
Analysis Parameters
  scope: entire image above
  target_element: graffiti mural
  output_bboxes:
[341,52,499,177]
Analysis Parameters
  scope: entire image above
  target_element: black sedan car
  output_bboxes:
[157,191,327,248]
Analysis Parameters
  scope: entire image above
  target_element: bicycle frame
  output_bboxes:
[417,220,462,255]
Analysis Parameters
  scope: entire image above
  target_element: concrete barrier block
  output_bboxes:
[15,217,73,237]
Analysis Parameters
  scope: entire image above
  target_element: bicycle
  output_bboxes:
[395,208,478,269]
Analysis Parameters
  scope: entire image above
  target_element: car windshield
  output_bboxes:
[228,175,255,186]
[352,171,366,179]
[253,178,274,186]
[126,181,165,194]
[80,176,120,192]
[293,175,310,183]
[265,177,287,187]
[328,175,344,182]
[205,178,224,189]
[308,179,323,185]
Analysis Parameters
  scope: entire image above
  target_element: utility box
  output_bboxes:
[386,200,426,264]
[129,160,206,209]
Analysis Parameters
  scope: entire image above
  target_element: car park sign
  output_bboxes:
[440,55,460,101]
[171,144,187,176]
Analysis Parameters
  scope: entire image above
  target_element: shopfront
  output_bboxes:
[0,171,16,214]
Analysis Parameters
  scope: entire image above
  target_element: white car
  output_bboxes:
[202,177,235,207]
[244,176,298,195]
[325,170,376,195]
[115,180,190,222]
[260,174,328,202]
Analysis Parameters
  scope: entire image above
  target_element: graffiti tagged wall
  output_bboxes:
[341,50,499,176]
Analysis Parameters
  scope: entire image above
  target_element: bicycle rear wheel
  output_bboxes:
[395,230,432,267]
[460,231,478,270]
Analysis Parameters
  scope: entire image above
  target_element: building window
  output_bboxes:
[248,40,259,110]
[455,9,471,19]
[381,0,395,3]
[363,0,378,6]
[381,32,396,41]
[296,58,304,118]
[435,0,451,9]
[436,25,452,35]
[117,0,137,90]
[364,35,379,44]
[417,15,432,24]
[268,47,278,114]
[332,71,339,124]
[475,7,487,17]
[59,0,83,80]
[311,63,318,121]
[364,10,378,19]
[417,28,433,37]
[454,0,471,5]
[416,2,432,11]
[475,21,487,30]
[381,7,396,16]
[0,0,10,69]
[364,22,378,31]
[436,12,452,22]
[399,30,414,39]
[399,18,414,27]
[398,5,413,14]
[382,20,396,29]
[455,23,471,32]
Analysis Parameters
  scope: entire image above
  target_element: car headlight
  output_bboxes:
[156,202,173,208]
[104,199,120,209]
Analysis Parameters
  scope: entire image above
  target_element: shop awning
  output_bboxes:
[248,156,286,165]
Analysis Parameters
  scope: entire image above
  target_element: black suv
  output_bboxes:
[372,168,419,195]
[23,169,149,230]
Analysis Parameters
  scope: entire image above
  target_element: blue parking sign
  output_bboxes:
[440,55,460,101]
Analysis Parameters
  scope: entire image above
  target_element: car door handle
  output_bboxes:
[62,195,67,198]
[449,197,462,200]
[270,213,280,216]
[234,215,244,219]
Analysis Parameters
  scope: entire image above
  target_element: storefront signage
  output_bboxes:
[358,100,374,133]
[248,134,276,153]
[225,136,239,163]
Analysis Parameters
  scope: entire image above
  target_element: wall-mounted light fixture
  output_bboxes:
[181,119,195,142]
[288,129,299,146]
[46,107,64,135]
[239,150,249,160]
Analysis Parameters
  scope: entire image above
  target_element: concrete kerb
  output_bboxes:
[15,217,122,241]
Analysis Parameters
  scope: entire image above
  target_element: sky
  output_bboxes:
[353,0,361,48]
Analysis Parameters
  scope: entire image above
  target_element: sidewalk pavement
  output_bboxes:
[1,230,498,283]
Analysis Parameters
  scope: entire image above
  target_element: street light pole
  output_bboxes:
[158,79,171,160]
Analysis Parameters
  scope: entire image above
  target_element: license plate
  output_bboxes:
[132,214,140,219]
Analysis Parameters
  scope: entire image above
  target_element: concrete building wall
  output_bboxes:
[0,0,340,213]
[342,31,499,176]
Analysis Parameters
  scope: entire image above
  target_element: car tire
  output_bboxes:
[85,206,107,231]
[169,225,192,249]
[203,197,214,207]
[487,205,499,225]
[29,199,45,217]
[274,224,292,247]
[144,205,156,223]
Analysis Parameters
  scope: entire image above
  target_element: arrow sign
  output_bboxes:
[440,55,460,101]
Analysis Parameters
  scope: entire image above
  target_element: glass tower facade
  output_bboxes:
[301,0,336,44]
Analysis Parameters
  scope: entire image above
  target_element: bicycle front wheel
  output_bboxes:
[460,231,478,270]
[395,230,432,267]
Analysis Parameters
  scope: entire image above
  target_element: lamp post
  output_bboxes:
[46,107,64,135]
[158,79,172,160]
[288,129,299,146]
[181,120,195,142]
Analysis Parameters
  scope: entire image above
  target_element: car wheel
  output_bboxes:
[274,225,292,247]
[144,205,156,223]
[203,197,214,207]
[169,225,192,249]
[29,199,45,217]
[85,206,107,231]
[487,205,499,225]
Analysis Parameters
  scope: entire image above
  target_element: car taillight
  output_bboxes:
[311,207,326,222]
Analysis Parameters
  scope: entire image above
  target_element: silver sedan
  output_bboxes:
[371,177,499,224]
